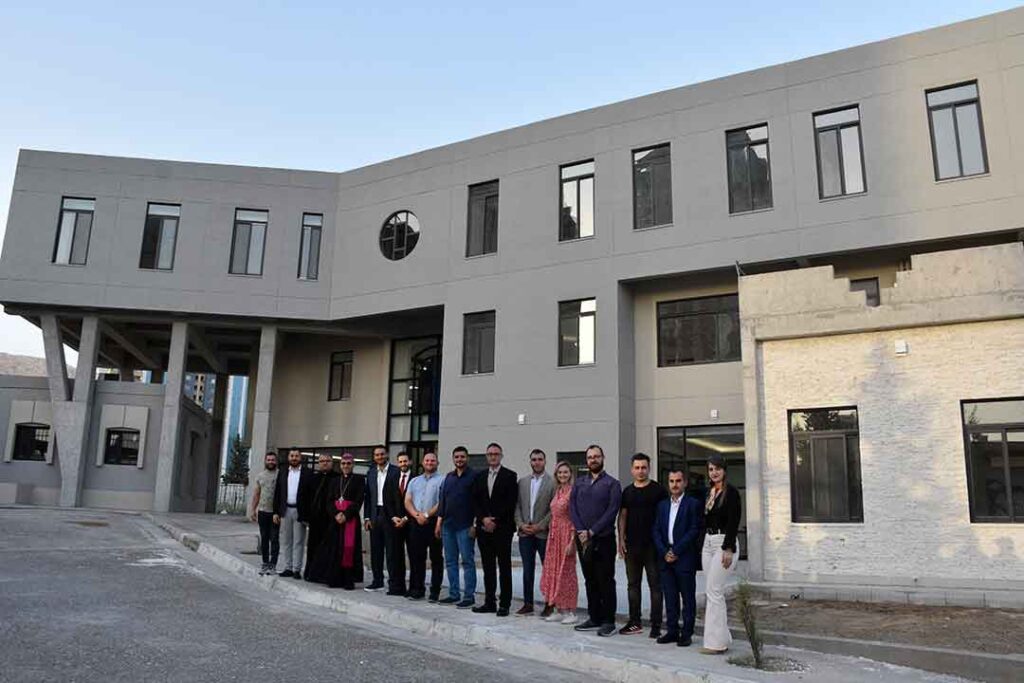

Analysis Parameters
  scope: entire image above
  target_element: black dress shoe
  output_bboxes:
[496,607,510,617]
[649,625,662,639]
[574,619,601,631]
[428,594,440,603]
[386,589,407,597]
[292,573,302,580]
[472,604,497,614]
[438,596,460,605]
[597,623,617,637]
[278,569,294,578]
[656,633,679,645]
[677,635,692,647]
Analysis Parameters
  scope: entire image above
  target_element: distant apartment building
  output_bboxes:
[0,9,1020,604]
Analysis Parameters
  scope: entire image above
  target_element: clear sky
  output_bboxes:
[0,1,1018,359]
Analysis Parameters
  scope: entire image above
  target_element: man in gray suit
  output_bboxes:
[514,448,555,616]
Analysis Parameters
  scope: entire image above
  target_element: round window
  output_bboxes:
[379,211,420,261]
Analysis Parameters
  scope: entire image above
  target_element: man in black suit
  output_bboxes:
[383,451,413,596]
[652,469,704,647]
[363,445,398,591]
[471,442,519,616]
[273,448,315,579]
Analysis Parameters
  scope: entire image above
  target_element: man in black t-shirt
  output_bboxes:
[617,452,668,637]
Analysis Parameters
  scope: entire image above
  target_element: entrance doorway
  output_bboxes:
[387,336,440,473]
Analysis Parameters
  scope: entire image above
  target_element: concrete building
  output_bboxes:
[0,9,1021,602]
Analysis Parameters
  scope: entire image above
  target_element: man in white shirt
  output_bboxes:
[652,470,703,646]
[513,449,554,616]
[273,449,313,578]
[363,445,398,591]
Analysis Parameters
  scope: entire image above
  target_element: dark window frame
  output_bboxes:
[12,422,50,462]
[379,210,420,261]
[850,277,881,307]
[656,293,741,367]
[787,407,864,524]
[139,202,181,271]
[559,160,595,242]
[926,80,989,181]
[726,124,773,214]
[327,351,354,401]
[466,180,499,258]
[104,427,141,466]
[228,208,268,276]
[558,298,596,367]
[631,143,673,230]
[297,212,323,280]
[961,397,1024,523]
[813,105,867,199]
[52,196,95,266]
[462,310,496,375]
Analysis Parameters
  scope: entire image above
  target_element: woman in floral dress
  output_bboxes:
[540,461,579,624]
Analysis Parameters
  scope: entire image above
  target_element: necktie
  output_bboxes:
[400,473,407,496]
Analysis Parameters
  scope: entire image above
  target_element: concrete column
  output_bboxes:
[739,321,765,581]
[247,325,277,485]
[41,315,100,507]
[153,321,189,512]
[615,283,637,479]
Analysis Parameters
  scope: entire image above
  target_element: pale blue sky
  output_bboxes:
[0,1,1018,358]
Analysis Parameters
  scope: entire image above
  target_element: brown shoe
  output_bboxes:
[515,604,534,616]
[539,604,555,619]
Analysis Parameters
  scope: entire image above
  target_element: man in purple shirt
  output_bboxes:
[570,444,622,637]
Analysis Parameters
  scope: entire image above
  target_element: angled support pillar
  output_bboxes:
[247,325,277,490]
[153,321,189,512]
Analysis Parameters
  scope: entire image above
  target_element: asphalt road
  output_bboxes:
[0,508,591,683]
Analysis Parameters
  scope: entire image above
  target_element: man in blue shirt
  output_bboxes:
[404,451,445,602]
[435,446,478,609]
[570,444,622,637]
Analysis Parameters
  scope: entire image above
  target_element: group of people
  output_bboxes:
[248,442,741,654]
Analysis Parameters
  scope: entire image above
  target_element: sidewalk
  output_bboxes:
[150,512,1003,683]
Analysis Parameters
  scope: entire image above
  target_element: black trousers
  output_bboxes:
[625,544,663,627]
[257,511,279,566]
[580,533,617,625]
[370,507,388,585]
[407,517,443,598]
[387,518,408,592]
[477,528,513,609]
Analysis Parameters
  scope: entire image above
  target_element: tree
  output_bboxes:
[221,435,250,485]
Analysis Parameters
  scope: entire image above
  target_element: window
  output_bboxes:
[298,213,322,280]
[53,197,95,265]
[379,210,420,261]
[556,451,588,476]
[657,294,740,367]
[632,145,672,229]
[726,125,772,213]
[814,107,865,198]
[466,181,499,257]
[558,298,596,366]
[139,203,180,270]
[12,423,50,461]
[962,398,1024,522]
[328,351,353,401]
[850,277,880,307]
[560,161,594,241]
[104,428,141,466]
[927,82,987,180]
[789,408,863,523]
[229,209,268,275]
[462,311,495,374]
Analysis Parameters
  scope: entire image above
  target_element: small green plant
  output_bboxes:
[735,580,764,669]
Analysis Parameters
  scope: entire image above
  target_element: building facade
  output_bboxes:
[1,9,1022,601]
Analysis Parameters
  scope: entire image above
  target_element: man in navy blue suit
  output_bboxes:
[652,469,704,646]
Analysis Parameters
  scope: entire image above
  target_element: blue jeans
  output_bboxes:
[518,534,546,605]
[441,524,476,602]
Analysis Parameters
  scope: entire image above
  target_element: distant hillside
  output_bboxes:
[0,353,75,378]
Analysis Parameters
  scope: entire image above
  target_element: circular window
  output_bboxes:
[379,211,420,261]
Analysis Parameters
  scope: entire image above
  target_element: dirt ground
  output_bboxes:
[732,598,1024,655]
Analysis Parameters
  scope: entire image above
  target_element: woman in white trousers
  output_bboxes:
[700,453,742,654]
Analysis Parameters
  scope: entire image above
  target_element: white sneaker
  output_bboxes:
[544,611,563,622]
[561,613,578,625]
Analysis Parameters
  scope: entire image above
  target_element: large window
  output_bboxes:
[560,161,595,241]
[53,197,95,265]
[298,213,322,280]
[462,311,495,375]
[632,144,672,229]
[379,210,419,261]
[814,107,865,199]
[789,408,863,523]
[726,125,772,213]
[328,351,353,401]
[12,423,50,462]
[104,428,140,466]
[556,451,588,476]
[139,203,180,271]
[466,181,499,257]
[962,398,1024,523]
[558,298,596,367]
[229,209,268,275]
[657,294,740,367]
[927,82,987,180]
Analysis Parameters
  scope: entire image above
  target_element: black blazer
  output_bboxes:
[273,466,315,520]
[383,469,414,520]
[363,463,399,518]
[471,466,518,533]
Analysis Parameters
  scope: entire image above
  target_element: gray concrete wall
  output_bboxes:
[0,376,60,503]
[171,397,215,513]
